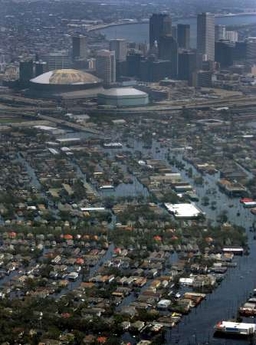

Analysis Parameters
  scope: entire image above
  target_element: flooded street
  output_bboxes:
[12,133,256,344]
[121,139,256,344]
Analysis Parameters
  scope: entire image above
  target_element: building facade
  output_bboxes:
[19,59,34,87]
[42,51,71,70]
[215,40,235,68]
[215,25,226,41]
[158,35,178,78]
[197,12,215,61]
[225,31,238,43]
[72,35,87,61]
[178,50,197,84]
[96,50,116,84]
[109,39,127,61]
[177,24,190,49]
[149,13,172,48]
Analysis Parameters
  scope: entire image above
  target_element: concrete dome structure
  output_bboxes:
[29,69,102,94]
[97,87,149,107]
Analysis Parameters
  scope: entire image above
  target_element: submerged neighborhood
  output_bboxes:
[1,0,256,343]
[0,99,256,344]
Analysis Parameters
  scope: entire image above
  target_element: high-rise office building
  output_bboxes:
[245,37,256,61]
[178,50,196,84]
[72,35,87,61]
[149,13,172,47]
[172,26,177,40]
[42,51,71,70]
[140,58,172,82]
[225,31,238,42]
[19,59,34,87]
[126,52,143,78]
[35,61,48,76]
[234,41,247,61]
[193,70,213,87]
[158,35,178,78]
[215,40,235,68]
[177,24,190,49]
[197,12,215,61]
[96,50,116,84]
[215,25,226,41]
[109,39,127,61]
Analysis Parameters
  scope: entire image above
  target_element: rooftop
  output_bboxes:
[165,203,202,218]
[30,69,101,85]
[98,87,148,97]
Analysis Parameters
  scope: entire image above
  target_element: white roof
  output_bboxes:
[165,203,202,218]
[30,69,101,85]
[157,299,171,306]
[34,125,57,131]
[56,138,81,143]
[179,277,194,284]
[217,321,256,331]
[80,207,106,211]
[31,71,53,84]
[98,87,147,97]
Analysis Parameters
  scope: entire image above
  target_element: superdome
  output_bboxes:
[31,69,101,85]
[29,69,102,94]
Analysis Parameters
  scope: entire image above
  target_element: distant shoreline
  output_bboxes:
[89,12,256,32]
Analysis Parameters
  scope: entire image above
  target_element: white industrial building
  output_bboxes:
[165,203,203,218]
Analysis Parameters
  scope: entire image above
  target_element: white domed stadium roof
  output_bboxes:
[98,87,147,97]
[31,69,101,85]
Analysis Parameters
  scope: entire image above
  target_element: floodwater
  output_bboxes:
[12,133,256,344]
[118,139,256,344]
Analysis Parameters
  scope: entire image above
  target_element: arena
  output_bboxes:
[97,88,149,107]
[29,69,102,97]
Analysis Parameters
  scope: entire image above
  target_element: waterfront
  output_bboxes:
[97,14,256,47]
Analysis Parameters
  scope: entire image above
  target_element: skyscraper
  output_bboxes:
[126,52,143,78]
[96,50,116,84]
[197,12,215,61]
[35,61,48,77]
[109,39,127,61]
[149,13,172,48]
[19,59,34,87]
[42,51,71,70]
[177,24,190,49]
[225,31,238,42]
[172,26,177,40]
[178,50,196,84]
[215,25,226,41]
[158,35,178,78]
[215,40,234,68]
[72,35,87,61]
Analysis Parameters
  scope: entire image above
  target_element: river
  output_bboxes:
[97,14,256,48]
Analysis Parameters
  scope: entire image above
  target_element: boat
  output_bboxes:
[214,321,256,338]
